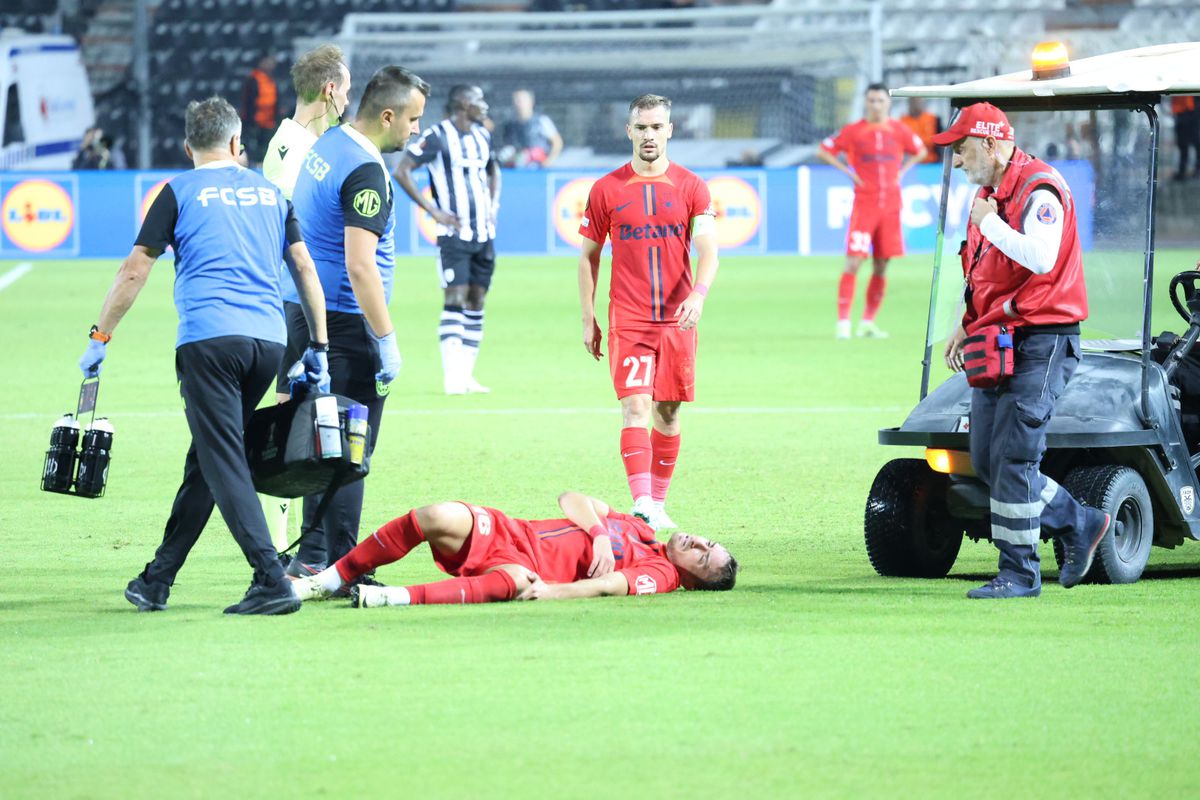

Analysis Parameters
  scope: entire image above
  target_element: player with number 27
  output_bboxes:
[577,93,720,533]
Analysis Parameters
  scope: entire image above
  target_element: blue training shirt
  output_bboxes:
[285,124,395,314]
[135,161,302,348]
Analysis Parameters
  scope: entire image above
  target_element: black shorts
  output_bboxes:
[437,236,496,290]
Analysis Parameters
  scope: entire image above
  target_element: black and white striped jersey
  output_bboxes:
[406,119,496,243]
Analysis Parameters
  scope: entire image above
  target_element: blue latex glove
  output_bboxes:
[288,346,330,394]
[79,339,107,378]
[370,330,403,385]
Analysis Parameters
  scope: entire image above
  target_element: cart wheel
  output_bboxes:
[1056,465,1154,585]
[865,459,963,578]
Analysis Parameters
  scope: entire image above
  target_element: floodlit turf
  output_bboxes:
[2,251,1200,798]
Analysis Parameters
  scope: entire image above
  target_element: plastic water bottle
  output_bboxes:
[42,414,80,493]
[75,418,114,498]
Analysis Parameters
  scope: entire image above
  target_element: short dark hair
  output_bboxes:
[865,82,889,95]
[691,553,739,592]
[291,44,346,104]
[446,84,479,114]
[629,93,671,119]
[357,66,431,121]
[184,96,240,151]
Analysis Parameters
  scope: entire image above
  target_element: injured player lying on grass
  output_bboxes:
[291,491,738,607]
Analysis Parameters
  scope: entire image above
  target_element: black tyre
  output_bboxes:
[865,459,963,578]
[1055,465,1154,585]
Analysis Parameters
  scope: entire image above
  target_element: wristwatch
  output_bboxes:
[89,325,112,344]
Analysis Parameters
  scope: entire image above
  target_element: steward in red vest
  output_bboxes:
[937,102,1110,600]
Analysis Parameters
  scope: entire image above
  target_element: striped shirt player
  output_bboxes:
[817,83,925,340]
[290,492,739,607]
[578,94,720,534]
[396,85,502,395]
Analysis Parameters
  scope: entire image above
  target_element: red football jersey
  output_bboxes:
[820,119,923,209]
[580,162,713,327]
[525,510,682,595]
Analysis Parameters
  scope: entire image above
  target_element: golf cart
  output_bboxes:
[867,42,1200,585]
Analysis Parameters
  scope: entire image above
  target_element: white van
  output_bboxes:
[0,32,95,170]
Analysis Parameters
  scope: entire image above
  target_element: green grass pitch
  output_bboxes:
[2,251,1200,798]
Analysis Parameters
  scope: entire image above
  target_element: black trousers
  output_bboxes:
[281,303,388,566]
[142,336,285,586]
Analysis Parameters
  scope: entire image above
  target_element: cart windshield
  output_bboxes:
[927,105,1153,354]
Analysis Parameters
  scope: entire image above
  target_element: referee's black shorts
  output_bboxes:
[437,235,496,290]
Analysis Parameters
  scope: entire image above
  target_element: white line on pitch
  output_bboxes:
[0,405,908,421]
[0,262,32,293]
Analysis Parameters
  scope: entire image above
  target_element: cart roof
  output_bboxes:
[894,42,1200,101]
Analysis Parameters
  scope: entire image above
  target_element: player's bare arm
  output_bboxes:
[344,226,395,338]
[898,146,927,180]
[578,237,604,359]
[517,570,629,601]
[487,156,502,223]
[284,241,328,346]
[816,147,863,186]
[675,218,719,331]
[393,153,460,229]
[96,245,158,334]
[558,491,616,576]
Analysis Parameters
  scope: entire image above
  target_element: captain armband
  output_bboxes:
[691,214,716,237]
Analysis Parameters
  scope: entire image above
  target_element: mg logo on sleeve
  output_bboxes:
[353,189,381,217]
[634,574,657,595]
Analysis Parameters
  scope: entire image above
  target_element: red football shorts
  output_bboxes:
[846,202,904,259]
[608,324,697,402]
[430,503,537,578]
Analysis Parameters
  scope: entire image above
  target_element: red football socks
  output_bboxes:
[863,275,887,322]
[837,273,856,321]
[335,510,426,583]
[406,570,517,605]
[650,429,680,504]
[620,426,652,501]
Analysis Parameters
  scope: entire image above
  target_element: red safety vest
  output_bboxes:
[961,147,1088,334]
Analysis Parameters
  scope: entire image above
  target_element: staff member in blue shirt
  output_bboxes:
[78,97,331,616]
[278,65,429,576]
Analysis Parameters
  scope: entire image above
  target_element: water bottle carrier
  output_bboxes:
[41,377,112,499]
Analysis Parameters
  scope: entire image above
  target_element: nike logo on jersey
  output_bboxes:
[278,145,289,159]
[614,201,633,212]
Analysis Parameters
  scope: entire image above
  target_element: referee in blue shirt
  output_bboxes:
[78,97,331,616]
[277,66,430,576]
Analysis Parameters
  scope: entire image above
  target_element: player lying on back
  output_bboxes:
[291,491,739,607]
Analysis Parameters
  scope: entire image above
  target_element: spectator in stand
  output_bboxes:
[73,127,114,170]
[240,53,280,168]
[1171,95,1199,180]
[900,97,942,165]
[499,89,562,169]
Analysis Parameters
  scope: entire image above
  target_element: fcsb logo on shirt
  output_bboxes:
[1,179,75,252]
[196,186,279,207]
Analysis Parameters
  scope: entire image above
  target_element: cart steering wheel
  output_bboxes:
[1170,271,1200,323]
